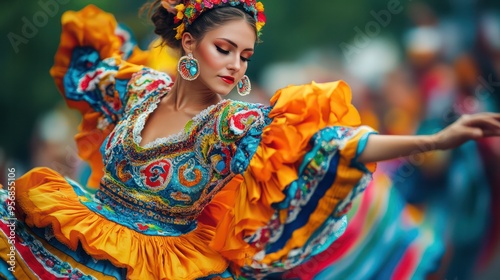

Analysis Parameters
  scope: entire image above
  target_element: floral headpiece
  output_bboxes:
[161,0,266,40]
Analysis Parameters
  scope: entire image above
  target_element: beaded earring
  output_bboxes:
[177,53,200,81]
[237,75,251,96]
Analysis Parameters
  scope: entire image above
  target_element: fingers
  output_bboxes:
[488,112,500,120]
[482,129,500,137]
[472,112,500,118]
[462,112,500,121]
[462,114,500,130]
[465,127,484,139]
[474,112,500,121]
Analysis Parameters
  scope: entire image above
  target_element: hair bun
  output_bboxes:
[160,0,182,14]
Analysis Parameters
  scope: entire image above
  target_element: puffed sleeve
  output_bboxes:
[209,81,377,276]
[49,5,146,188]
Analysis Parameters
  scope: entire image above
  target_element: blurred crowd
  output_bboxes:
[1,2,499,279]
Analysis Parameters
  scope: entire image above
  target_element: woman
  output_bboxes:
[1,1,499,279]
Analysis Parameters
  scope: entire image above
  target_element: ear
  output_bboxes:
[181,32,196,54]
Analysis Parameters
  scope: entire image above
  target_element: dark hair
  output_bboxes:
[142,1,257,51]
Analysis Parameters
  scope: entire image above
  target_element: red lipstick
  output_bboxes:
[220,76,235,84]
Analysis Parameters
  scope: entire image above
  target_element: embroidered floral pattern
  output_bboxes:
[208,143,233,176]
[116,159,133,182]
[229,109,263,135]
[64,48,130,127]
[178,158,204,188]
[140,159,173,191]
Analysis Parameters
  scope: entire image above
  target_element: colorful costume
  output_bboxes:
[0,5,377,279]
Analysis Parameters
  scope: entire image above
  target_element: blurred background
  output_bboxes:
[1,0,500,279]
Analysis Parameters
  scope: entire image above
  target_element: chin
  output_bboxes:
[199,77,234,96]
[217,89,233,96]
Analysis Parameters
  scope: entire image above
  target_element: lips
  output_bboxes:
[220,76,235,84]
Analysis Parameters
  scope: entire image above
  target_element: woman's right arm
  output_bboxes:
[358,113,500,163]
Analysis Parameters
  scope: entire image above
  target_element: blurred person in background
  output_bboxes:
[29,106,83,181]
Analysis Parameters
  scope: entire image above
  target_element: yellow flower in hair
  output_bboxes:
[196,0,202,3]
[256,2,264,12]
[256,21,264,32]
[174,23,185,39]
[175,3,185,20]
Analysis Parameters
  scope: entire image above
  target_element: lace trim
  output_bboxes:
[133,94,228,149]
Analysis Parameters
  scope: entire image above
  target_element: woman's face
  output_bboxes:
[192,19,256,95]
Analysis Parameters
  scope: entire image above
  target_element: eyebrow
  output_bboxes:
[217,38,254,51]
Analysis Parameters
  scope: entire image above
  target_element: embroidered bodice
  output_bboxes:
[77,68,272,236]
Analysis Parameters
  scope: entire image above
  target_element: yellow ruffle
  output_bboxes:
[49,5,144,188]
[15,167,229,279]
[210,81,377,268]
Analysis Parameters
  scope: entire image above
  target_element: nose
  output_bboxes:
[227,55,241,73]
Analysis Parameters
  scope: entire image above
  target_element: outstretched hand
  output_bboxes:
[434,112,500,150]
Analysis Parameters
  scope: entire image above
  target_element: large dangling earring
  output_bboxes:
[178,53,199,81]
[237,75,251,96]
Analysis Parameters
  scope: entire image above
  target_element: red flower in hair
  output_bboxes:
[257,12,266,22]
[204,0,215,8]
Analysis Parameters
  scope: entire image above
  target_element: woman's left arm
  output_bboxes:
[358,113,500,163]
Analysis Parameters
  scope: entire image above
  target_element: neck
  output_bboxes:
[166,77,223,113]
